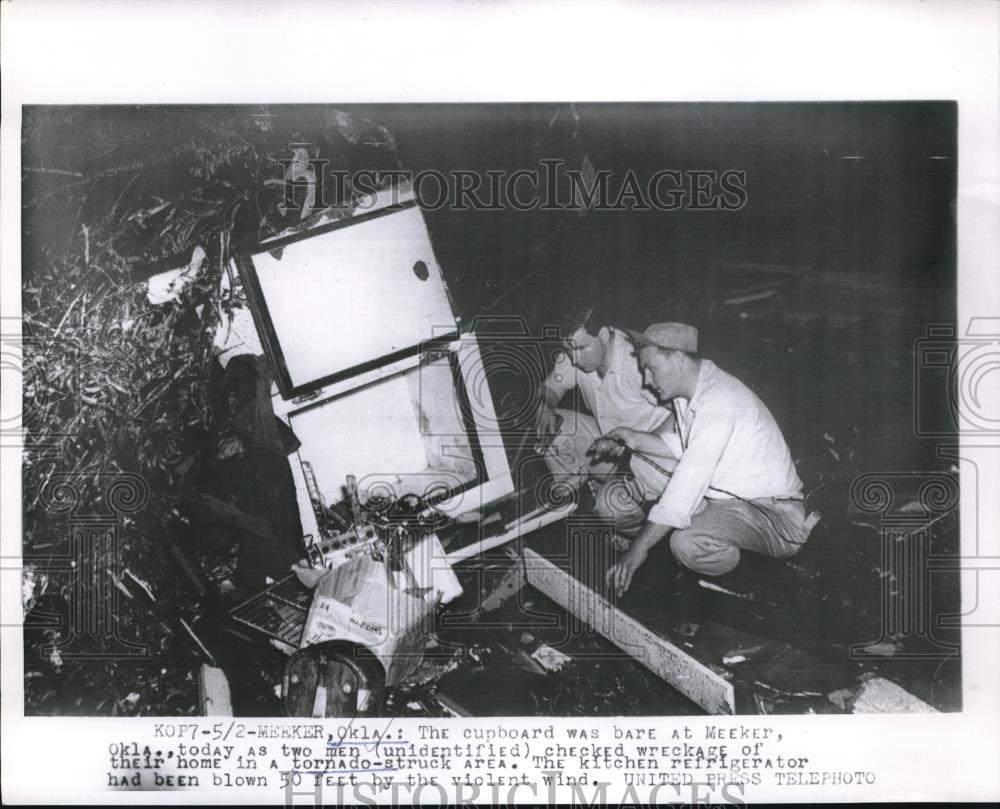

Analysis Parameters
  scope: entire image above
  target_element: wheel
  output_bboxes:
[282,641,385,717]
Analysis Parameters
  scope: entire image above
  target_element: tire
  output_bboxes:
[282,641,385,718]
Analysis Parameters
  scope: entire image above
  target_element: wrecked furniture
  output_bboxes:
[200,184,569,716]
[228,477,461,717]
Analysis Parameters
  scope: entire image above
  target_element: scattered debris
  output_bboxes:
[179,617,216,666]
[706,663,734,681]
[291,564,328,589]
[852,677,937,713]
[827,687,855,711]
[472,564,525,617]
[397,649,462,690]
[722,644,774,666]
[466,644,490,668]
[753,680,824,699]
[862,640,903,657]
[698,579,754,600]
[434,693,472,717]
[531,644,572,673]
[512,649,548,676]
[21,565,49,614]
[146,245,207,305]
[107,570,134,600]
[123,569,157,601]
[284,147,317,219]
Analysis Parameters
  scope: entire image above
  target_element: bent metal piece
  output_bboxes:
[446,503,577,564]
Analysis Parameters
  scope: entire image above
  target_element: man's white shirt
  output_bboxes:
[647,360,803,530]
[547,328,670,435]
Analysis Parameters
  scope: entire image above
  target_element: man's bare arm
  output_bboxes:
[601,425,676,459]
[540,381,562,409]
[537,352,574,436]
[606,520,672,596]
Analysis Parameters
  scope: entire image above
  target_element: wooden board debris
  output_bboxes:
[521,548,736,715]
[473,562,526,616]
[198,664,234,717]
[851,676,938,714]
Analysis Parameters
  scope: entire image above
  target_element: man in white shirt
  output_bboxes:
[597,322,817,594]
[535,305,672,510]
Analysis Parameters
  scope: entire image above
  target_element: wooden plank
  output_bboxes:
[199,664,234,717]
[521,548,735,715]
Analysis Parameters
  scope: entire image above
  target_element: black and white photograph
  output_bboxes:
[17,101,963,720]
[2,2,998,806]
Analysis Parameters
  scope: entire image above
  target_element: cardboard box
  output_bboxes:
[300,532,458,686]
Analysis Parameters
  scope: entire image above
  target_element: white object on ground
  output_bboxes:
[146,245,206,305]
[213,262,264,369]
[123,569,156,601]
[851,677,937,713]
[698,579,754,600]
[530,644,571,673]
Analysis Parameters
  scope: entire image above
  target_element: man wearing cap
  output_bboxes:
[594,322,816,595]
[535,304,673,506]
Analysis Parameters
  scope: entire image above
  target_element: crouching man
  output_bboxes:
[535,304,672,506]
[601,322,818,595]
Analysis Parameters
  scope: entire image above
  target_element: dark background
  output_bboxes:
[358,102,957,481]
[21,102,959,715]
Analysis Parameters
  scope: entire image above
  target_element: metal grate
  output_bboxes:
[229,574,311,647]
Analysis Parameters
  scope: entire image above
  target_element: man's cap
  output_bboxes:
[625,322,699,353]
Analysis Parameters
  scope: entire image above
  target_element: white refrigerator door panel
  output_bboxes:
[252,205,458,389]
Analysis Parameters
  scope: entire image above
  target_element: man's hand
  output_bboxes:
[604,426,638,450]
[587,426,638,461]
[606,543,648,597]
[535,402,561,440]
[587,436,626,460]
